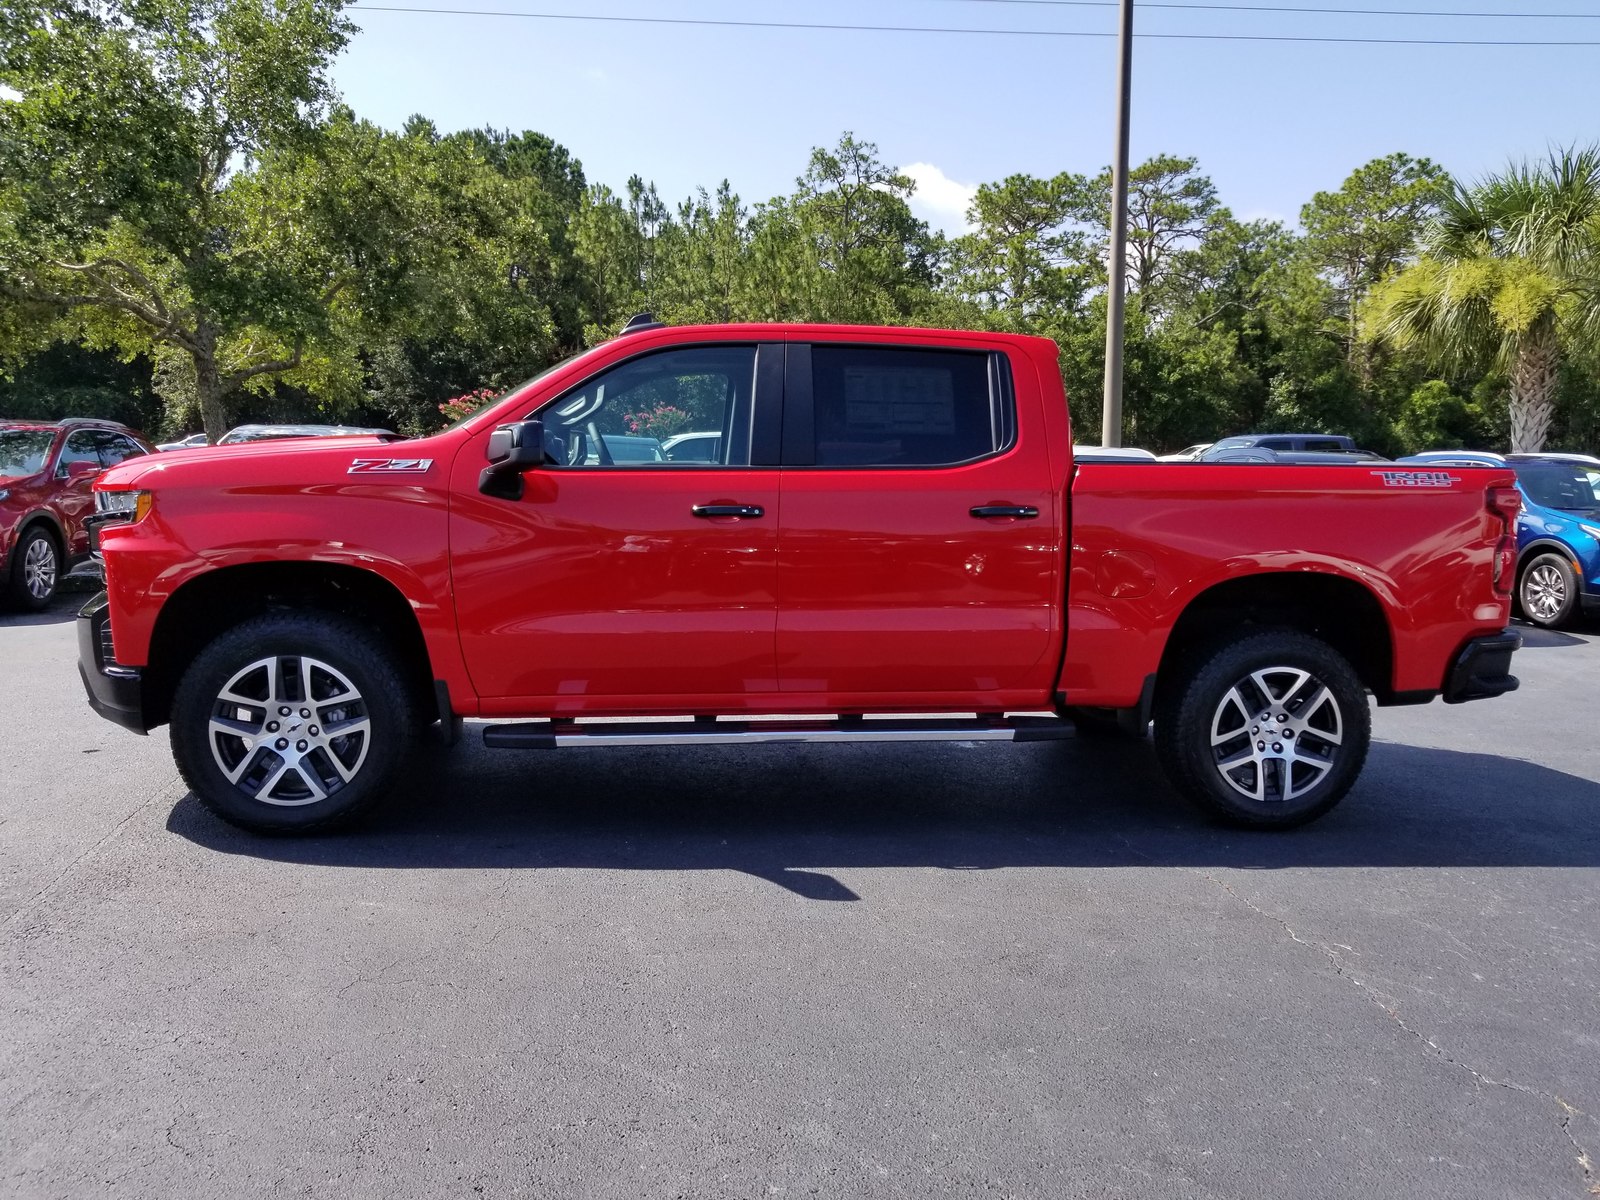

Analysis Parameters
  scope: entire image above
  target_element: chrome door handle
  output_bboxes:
[692,504,765,518]
[970,505,1039,519]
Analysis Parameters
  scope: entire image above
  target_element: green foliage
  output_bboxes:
[1364,147,1600,450]
[3,22,1597,464]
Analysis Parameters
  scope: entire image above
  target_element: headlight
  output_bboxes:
[94,489,152,520]
[0,489,10,502]
[1580,523,1600,541]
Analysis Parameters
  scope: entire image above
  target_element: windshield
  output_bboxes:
[1514,462,1600,512]
[440,350,592,434]
[0,429,55,477]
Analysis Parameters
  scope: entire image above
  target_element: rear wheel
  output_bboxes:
[1518,553,1578,629]
[1154,630,1370,829]
[8,526,59,610]
[171,612,415,833]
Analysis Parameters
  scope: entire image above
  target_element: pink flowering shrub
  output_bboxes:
[624,404,691,440]
[439,387,501,425]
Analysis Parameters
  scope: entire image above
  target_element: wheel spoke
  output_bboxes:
[253,761,291,800]
[223,744,266,786]
[321,715,370,740]
[209,715,260,739]
[1211,686,1251,744]
[1215,748,1258,774]
[320,746,359,783]
[287,763,327,802]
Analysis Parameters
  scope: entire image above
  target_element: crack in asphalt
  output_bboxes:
[1557,1100,1600,1197]
[1202,868,1599,1196]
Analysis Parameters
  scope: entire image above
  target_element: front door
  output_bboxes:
[775,342,1061,706]
[450,342,783,710]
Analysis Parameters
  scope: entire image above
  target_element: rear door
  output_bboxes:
[774,340,1061,705]
[450,341,785,709]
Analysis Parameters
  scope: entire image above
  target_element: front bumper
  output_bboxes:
[1442,629,1521,704]
[77,591,148,734]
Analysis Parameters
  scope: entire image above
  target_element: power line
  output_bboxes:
[347,6,1600,44]
[926,0,1600,18]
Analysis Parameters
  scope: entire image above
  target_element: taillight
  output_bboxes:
[1493,536,1516,595]
[1487,486,1521,531]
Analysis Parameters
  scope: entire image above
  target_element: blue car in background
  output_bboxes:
[1400,451,1600,628]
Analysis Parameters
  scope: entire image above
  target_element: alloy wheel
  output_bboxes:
[1208,665,1344,804]
[23,536,56,601]
[207,654,372,806]
[1523,564,1566,623]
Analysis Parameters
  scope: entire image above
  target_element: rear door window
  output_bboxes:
[804,346,1010,467]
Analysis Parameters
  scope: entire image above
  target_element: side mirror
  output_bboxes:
[62,460,101,482]
[479,419,547,499]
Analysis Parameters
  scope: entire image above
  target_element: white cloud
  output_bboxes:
[0,84,21,103]
[903,161,978,235]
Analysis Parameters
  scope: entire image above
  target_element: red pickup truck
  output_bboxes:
[79,320,1522,834]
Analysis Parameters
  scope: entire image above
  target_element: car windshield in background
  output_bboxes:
[1514,462,1600,512]
[0,429,55,477]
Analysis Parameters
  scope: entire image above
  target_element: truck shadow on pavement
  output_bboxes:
[167,735,1600,899]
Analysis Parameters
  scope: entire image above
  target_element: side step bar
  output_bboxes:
[482,715,1075,749]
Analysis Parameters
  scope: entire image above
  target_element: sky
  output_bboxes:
[332,0,1600,235]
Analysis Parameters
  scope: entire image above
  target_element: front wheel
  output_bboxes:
[171,612,416,833]
[1154,630,1371,829]
[8,526,59,610]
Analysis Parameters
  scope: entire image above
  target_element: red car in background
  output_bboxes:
[0,418,154,609]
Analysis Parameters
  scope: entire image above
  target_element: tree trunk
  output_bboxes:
[192,323,228,444]
[1508,332,1560,453]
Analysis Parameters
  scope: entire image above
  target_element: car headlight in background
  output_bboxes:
[94,489,152,521]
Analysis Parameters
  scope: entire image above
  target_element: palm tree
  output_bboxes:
[1364,148,1600,452]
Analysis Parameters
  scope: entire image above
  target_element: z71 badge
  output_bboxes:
[348,458,434,475]
[1372,470,1460,488]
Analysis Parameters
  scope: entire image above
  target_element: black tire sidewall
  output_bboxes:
[1518,553,1577,629]
[171,613,412,833]
[9,527,59,611]
[1156,630,1371,829]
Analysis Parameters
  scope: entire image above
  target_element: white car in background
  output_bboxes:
[1157,443,1212,462]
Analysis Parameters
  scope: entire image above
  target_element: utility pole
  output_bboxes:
[1101,0,1134,448]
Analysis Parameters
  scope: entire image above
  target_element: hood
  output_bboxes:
[100,434,425,490]
[0,472,39,489]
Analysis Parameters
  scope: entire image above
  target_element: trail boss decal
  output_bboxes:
[348,457,434,475]
[1372,470,1460,488]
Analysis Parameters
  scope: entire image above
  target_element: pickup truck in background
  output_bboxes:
[79,319,1522,834]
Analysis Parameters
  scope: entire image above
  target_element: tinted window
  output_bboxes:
[59,431,101,471]
[810,346,1005,467]
[0,430,55,476]
[538,346,755,468]
[1303,439,1345,453]
[1515,463,1600,511]
[98,433,147,466]
[1258,439,1293,451]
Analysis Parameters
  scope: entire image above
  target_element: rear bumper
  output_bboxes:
[1442,629,1521,705]
[77,590,149,734]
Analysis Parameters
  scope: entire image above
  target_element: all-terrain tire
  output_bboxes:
[1153,629,1370,829]
[171,611,416,834]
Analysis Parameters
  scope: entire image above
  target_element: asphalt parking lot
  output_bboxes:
[3,595,1598,1199]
